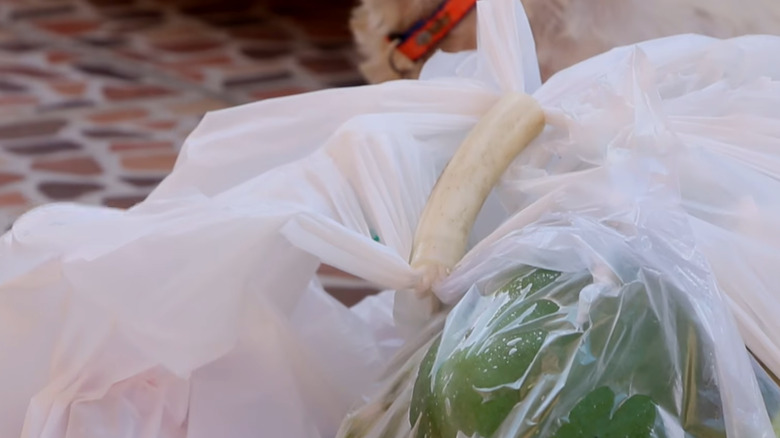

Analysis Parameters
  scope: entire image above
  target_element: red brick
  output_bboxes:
[121,153,178,171]
[46,50,80,64]
[160,54,233,68]
[0,95,38,106]
[250,86,309,101]
[35,18,101,36]
[0,119,67,139]
[110,140,173,152]
[0,65,60,80]
[32,156,102,176]
[137,120,178,130]
[170,68,205,82]
[50,81,87,97]
[0,192,27,207]
[103,85,174,101]
[0,173,23,187]
[88,108,148,124]
[152,37,223,53]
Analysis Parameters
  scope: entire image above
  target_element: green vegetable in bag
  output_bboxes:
[410,270,563,438]
[408,267,732,437]
[336,264,780,438]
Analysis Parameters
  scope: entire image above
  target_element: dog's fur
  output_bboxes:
[351,0,780,83]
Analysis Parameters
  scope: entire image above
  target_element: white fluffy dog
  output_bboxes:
[350,0,780,83]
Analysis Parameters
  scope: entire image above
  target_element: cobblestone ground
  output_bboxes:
[0,0,381,303]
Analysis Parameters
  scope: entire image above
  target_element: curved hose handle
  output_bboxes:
[409,92,545,300]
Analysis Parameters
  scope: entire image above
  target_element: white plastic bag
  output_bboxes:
[1,0,780,437]
[499,32,780,383]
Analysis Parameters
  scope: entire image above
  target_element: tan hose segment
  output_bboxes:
[409,92,545,296]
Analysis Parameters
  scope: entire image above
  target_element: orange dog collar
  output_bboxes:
[387,0,478,62]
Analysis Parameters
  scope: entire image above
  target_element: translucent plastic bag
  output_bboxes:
[500,32,780,385]
[2,0,780,437]
[338,173,780,437]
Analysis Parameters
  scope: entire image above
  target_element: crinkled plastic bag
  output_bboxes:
[340,2,780,438]
[2,0,780,437]
[339,169,780,437]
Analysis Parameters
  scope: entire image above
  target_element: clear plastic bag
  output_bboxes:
[336,163,778,437]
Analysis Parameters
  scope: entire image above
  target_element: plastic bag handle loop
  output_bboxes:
[408,92,545,302]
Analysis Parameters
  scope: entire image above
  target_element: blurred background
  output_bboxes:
[0,0,377,304]
[0,0,364,229]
